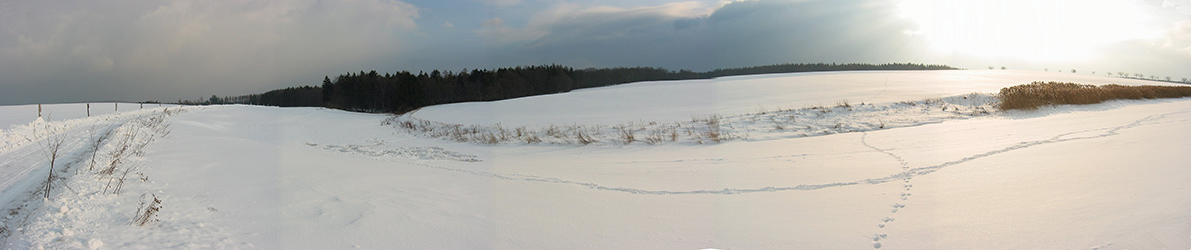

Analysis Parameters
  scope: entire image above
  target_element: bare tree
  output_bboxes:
[88,124,113,171]
[34,123,68,199]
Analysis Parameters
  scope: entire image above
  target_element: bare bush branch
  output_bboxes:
[35,123,68,199]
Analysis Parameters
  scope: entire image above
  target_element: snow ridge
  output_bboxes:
[390,93,999,146]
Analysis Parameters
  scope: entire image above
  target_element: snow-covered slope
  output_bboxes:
[1,70,1188,249]
[413,70,1174,126]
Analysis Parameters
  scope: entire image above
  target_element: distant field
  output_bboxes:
[412,70,1175,127]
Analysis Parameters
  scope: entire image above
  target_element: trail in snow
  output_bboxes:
[0,110,161,204]
[305,143,481,162]
[903,111,1187,178]
[0,122,124,248]
[313,110,1189,196]
[860,132,913,249]
[0,115,133,246]
[0,107,226,250]
[857,111,1186,250]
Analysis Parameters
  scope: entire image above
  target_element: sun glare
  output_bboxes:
[897,0,1156,63]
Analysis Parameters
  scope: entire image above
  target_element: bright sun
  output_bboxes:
[897,0,1156,63]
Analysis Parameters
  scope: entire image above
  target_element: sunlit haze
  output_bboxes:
[898,0,1157,62]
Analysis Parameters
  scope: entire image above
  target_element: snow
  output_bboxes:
[1,70,1189,249]
[413,70,1175,126]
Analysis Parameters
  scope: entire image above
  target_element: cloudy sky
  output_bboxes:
[1,0,1189,105]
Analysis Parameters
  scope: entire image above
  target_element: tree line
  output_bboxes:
[213,63,957,113]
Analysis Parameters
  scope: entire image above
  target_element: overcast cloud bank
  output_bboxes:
[1,0,1188,105]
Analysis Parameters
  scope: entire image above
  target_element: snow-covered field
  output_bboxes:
[414,70,1166,126]
[1,70,1189,249]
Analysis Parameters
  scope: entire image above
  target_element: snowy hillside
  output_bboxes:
[413,70,1170,126]
[1,70,1188,249]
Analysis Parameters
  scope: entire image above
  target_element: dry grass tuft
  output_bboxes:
[132,194,162,226]
[999,81,1191,110]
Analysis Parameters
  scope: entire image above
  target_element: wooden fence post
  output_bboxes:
[87,103,90,117]
[115,103,118,112]
[38,104,41,118]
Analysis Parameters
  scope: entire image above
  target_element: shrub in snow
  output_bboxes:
[998,81,1191,110]
[132,194,162,226]
[31,122,68,199]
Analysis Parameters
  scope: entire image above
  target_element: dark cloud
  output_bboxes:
[702,0,926,68]
[468,0,1189,78]
[474,0,927,71]
[0,0,419,105]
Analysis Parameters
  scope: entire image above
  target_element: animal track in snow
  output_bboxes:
[317,112,1182,200]
[871,233,888,248]
[306,142,480,162]
[854,111,1190,249]
[871,234,887,241]
[863,131,917,248]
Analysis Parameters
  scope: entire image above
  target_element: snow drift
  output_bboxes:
[0,70,1188,249]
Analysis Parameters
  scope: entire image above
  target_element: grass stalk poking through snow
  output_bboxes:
[388,94,1001,146]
